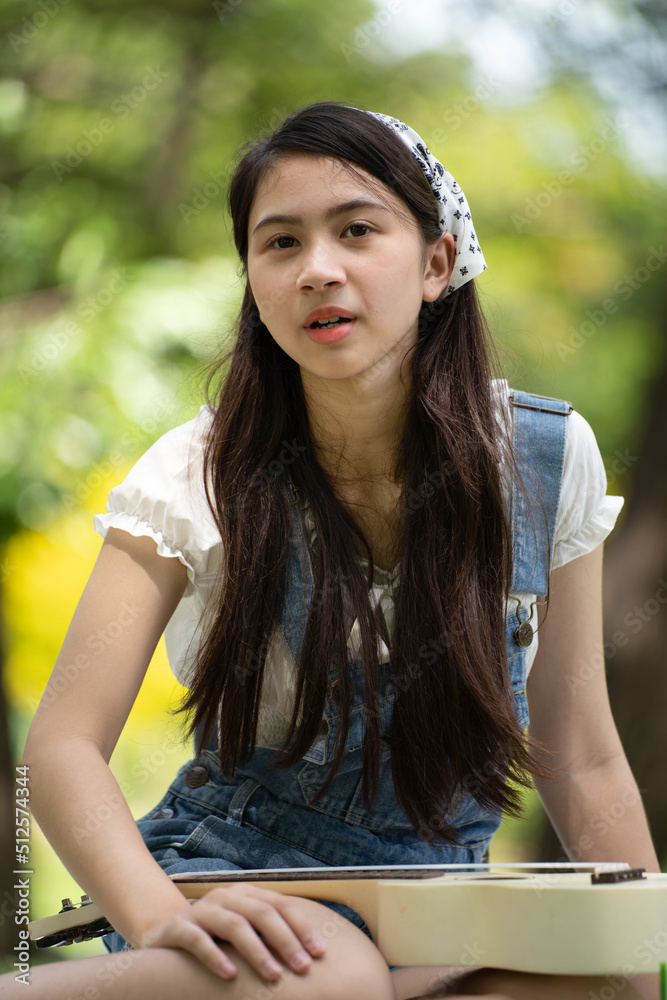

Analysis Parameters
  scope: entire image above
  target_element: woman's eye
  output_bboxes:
[269,235,298,250]
[345,223,371,238]
[267,225,370,249]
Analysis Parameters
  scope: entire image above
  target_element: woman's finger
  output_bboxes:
[258,889,328,958]
[143,910,240,981]
[200,886,320,977]
[142,883,328,983]
[206,882,328,956]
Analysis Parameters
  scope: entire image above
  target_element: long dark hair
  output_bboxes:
[176,101,550,846]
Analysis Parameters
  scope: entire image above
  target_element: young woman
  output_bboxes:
[7,102,660,1000]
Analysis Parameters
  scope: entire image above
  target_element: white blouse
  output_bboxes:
[93,380,624,745]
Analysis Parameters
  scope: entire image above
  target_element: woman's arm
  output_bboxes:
[527,542,661,999]
[23,527,327,984]
[527,543,659,873]
[22,527,194,947]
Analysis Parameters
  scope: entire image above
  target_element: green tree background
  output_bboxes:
[1,0,665,966]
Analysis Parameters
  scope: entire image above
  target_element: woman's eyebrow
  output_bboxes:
[251,198,390,235]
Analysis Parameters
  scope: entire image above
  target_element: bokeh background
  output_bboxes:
[1,0,666,969]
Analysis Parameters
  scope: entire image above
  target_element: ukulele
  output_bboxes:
[28,862,667,976]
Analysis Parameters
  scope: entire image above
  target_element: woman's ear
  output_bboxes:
[422,232,456,302]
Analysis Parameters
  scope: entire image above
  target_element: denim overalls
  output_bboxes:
[103,390,571,958]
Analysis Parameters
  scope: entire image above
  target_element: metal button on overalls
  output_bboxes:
[514,621,533,647]
[152,806,174,819]
[185,764,209,788]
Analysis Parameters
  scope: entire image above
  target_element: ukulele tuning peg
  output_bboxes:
[59,898,75,911]
[80,895,92,905]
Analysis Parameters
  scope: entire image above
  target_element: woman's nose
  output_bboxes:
[296,240,346,290]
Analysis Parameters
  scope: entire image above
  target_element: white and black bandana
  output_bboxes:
[364,111,487,297]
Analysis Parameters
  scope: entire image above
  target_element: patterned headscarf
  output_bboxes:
[363,111,487,297]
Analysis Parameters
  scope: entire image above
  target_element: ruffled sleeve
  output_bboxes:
[551,409,624,571]
[92,405,219,585]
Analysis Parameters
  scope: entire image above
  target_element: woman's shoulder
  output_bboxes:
[491,378,599,457]
[492,380,624,565]
[555,405,624,567]
[92,404,219,581]
[103,403,216,510]
[131,403,215,474]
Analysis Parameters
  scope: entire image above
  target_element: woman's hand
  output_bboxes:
[140,883,327,982]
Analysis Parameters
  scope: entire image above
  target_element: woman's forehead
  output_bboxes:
[248,153,404,224]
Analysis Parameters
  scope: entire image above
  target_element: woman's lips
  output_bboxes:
[305,319,355,344]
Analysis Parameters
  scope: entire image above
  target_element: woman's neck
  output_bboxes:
[301,366,410,484]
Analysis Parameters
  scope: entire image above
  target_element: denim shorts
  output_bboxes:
[102,748,487,971]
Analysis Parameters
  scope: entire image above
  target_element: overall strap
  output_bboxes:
[509,390,573,595]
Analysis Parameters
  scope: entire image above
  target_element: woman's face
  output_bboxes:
[246,154,454,384]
